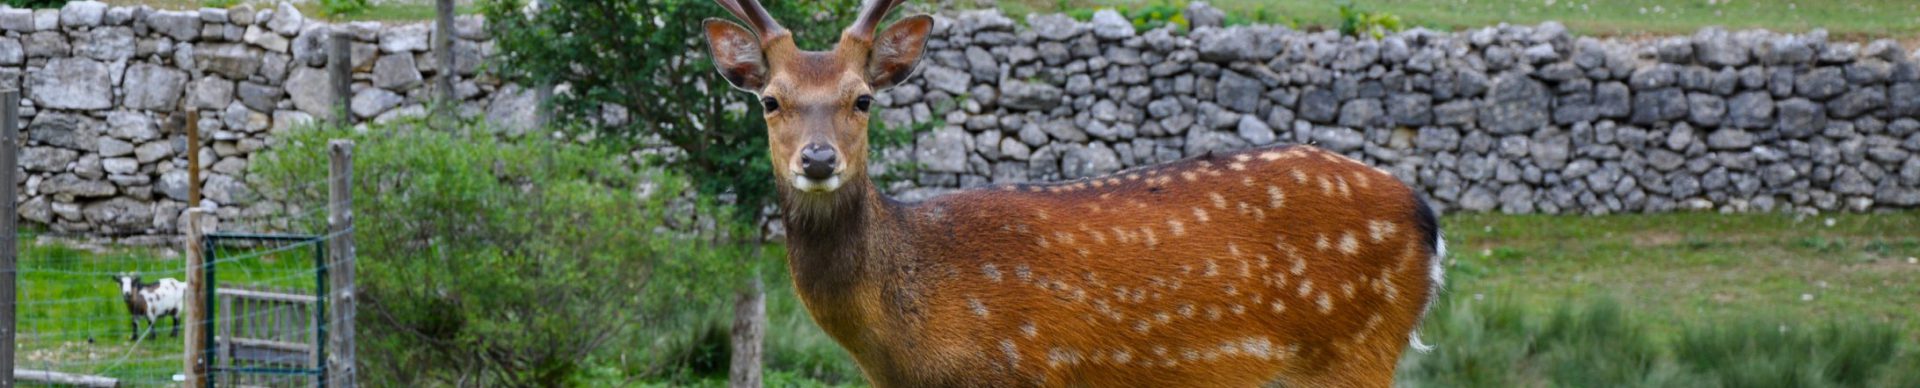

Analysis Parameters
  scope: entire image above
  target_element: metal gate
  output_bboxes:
[200,233,329,387]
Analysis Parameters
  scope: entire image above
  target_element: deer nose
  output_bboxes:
[799,143,838,180]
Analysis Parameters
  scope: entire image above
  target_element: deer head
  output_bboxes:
[702,0,930,215]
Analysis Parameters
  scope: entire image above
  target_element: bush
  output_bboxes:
[2,0,64,8]
[252,121,744,385]
[1336,0,1403,39]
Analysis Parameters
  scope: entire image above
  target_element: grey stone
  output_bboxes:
[203,174,250,204]
[1795,67,1846,99]
[0,37,19,65]
[0,9,29,32]
[121,63,188,111]
[28,58,111,110]
[920,65,970,95]
[1826,86,1884,118]
[484,85,540,137]
[1706,129,1754,150]
[1214,70,1263,113]
[1776,98,1827,138]
[1595,81,1631,118]
[1726,91,1773,129]
[1300,89,1339,123]
[75,26,133,61]
[1000,80,1062,111]
[284,66,336,121]
[194,43,263,79]
[1312,126,1365,152]
[916,127,970,173]
[350,88,404,119]
[1027,13,1082,41]
[373,53,424,90]
[1531,126,1571,169]
[60,1,108,27]
[43,174,115,198]
[964,46,995,80]
[187,76,235,110]
[267,2,303,36]
[291,25,330,67]
[1458,185,1497,211]
[1631,88,1687,125]
[24,31,68,58]
[21,147,76,172]
[1089,9,1133,39]
[243,24,290,53]
[1480,73,1550,134]
[147,10,202,41]
[1338,98,1385,128]
[97,137,133,158]
[1185,1,1226,28]
[1237,115,1275,145]
[1061,143,1121,178]
[1198,28,1256,62]
[1893,83,1920,117]
[1387,93,1432,126]
[236,81,281,113]
[1687,92,1725,127]
[1434,100,1477,126]
[1692,27,1749,68]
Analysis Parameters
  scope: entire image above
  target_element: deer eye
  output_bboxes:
[854,95,873,113]
[761,96,781,112]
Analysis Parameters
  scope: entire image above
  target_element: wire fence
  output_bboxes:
[12,229,350,387]
[7,206,349,386]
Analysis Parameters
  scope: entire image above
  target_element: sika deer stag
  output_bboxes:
[702,0,1445,386]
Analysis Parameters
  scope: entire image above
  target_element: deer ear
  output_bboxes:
[866,15,932,90]
[704,18,771,92]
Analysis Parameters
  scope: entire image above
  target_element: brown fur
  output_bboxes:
[704,2,1439,386]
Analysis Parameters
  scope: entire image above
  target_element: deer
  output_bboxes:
[112,273,186,341]
[701,0,1446,386]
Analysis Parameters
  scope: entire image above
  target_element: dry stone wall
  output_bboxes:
[13,2,1920,236]
[875,6,1920,215]
[9,1,527,236]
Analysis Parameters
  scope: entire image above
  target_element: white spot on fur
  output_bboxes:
[1267,185,1286,209]
[1209,192,1227,209]
[983,264,1003,282]
[1021,322,1038,338]
[969,298,990,318]
[1297,279,1314,297]
[1339,232,1360,255]
[1168,220,1185,236]
[1369,220,1399,242]
[1192,207,1211,223]
[1316,293,1334,314]
[1002,339,1020,367]
[1259,152,1282,161]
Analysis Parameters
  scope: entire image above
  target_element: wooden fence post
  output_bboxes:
[326,140,356,388]
[186,110,200,207]
[328,28,353,126]
[182,208,217,388]
[0,89,20,388]
[434,0,456,125]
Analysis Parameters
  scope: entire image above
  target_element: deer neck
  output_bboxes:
[778,177,916,350]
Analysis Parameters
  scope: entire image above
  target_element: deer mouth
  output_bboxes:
[791,174,843,193]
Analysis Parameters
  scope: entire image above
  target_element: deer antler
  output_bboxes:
[716,0,789,43]
[841,0,906,43]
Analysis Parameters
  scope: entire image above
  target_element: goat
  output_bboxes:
[112,273,185,341]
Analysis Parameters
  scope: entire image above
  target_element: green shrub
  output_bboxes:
[1336,0,1402,39]
[252,120,744,385]
[201,0,242,8]
[319,0,371,17]
[2,0,65,8]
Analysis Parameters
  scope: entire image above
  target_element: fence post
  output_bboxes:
[326,140,356,388]
[0,89,20,388]
[186,110,201,207]
[182,208,217,388]
[328,28,353,126]
[434,0,456,125]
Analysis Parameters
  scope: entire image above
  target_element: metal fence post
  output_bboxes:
[0,89,20,388]
[326,140,356,388]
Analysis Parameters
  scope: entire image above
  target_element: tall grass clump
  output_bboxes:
[1401,293,1914,387]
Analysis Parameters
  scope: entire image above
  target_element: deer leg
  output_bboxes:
[128,317,140,341]
[170,313,181,337]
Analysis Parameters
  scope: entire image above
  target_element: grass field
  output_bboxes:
[15,234,323,386]
[1005,0,1920,38]
[633,211,1920,386]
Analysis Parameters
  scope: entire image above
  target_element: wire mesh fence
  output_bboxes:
[13,229,345,387]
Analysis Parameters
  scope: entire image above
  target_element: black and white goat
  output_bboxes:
[111,273,185,341]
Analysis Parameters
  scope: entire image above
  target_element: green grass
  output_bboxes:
[16,234,321,385]
[1004,0,1920,37]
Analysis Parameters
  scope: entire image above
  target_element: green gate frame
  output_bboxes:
[199,232,329,387]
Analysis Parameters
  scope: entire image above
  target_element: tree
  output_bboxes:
[480,0,872,384]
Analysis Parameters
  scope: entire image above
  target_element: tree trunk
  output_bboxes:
[728,277,766,388]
